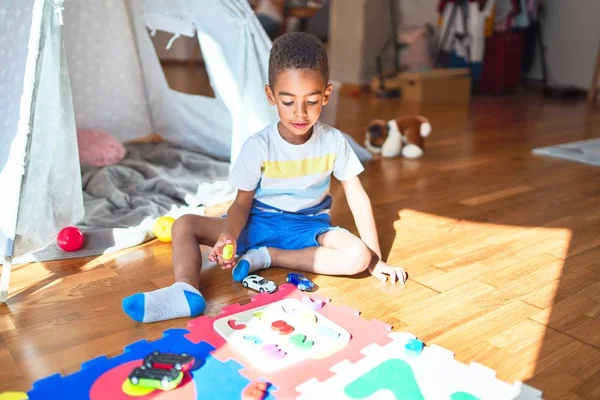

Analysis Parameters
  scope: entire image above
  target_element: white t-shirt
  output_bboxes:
[229,122,364,215]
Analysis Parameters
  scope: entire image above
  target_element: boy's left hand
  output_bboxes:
[208,233,237,269]
[369,260,407,284]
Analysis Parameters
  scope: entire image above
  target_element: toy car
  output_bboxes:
[242,274,277,293]
[286,273,315,291]
[143,351,195,372]
[128,366,183,390]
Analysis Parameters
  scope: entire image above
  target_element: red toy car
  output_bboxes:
[143,351,195,372]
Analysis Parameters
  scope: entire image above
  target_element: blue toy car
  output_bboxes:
[286,273,315,291]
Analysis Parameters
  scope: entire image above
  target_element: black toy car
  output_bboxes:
[143,351,195,372]
[128,366,183,390]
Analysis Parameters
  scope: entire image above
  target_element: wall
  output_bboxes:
[328,0,439,86]
[527,0,600,89]
[328,0,368,84]
[328,0,394,85]
[398,0,438,28]
[363,1,396,81]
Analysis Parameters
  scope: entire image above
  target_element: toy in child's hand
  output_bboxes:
[223,243,234,260]
[57,226,85,252]
[0,392,28,400]
[143,351,195,372]
[128,366,183,390]
[286,273,315,291]
[242,274,277,293]
[365,115,431,159]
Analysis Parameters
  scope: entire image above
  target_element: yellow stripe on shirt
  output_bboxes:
[262,153,335,179]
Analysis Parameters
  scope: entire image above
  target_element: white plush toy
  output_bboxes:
[364,115,432,159]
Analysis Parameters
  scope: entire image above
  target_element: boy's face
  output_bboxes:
[265,68,333,140]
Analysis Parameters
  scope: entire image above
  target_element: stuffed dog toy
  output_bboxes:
[365,115,431,158]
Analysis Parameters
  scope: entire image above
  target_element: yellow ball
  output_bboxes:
[153,216,175,243]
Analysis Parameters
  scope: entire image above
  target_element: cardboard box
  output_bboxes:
[398,68,471,104]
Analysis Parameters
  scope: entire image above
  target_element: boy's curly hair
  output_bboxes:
[268,32,329,87]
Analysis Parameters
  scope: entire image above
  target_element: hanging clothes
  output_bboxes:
[520,0,540,73]
[528,0,539,21]
[438,0,451,13]
[494,0,513,21]
[438,0,495,79]
[484,2,496,37]
[495,0,520,31]
[513,0,530,28]
[438,0,488,13]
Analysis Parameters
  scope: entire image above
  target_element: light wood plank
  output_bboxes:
[430,300,540,354]
[525,369,581,400]
[573,369,600,399]
[459,184,535,206]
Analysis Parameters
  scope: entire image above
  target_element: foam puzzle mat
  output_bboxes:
[11,284,541,399]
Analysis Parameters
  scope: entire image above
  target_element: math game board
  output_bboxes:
[213,297,351,372]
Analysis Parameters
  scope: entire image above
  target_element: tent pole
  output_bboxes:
[0,257,12,303]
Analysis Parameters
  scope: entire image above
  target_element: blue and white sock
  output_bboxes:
[232,247,272,282]
[122,282,206,323]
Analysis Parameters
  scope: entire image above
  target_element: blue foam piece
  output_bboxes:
[404,338,424,357]
[27,328,277,400]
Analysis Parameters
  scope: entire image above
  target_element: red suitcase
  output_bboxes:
[480,30,524,94]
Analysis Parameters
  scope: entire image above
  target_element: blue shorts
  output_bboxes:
[234,208,340,255]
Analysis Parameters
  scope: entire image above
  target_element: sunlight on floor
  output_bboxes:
[389,209,572,266]
[79,258,109,272]
[29,278,63,295]
[2,263,53,296]
[386,209,573,382]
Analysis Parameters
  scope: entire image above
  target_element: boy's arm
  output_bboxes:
[209,189,255,269]
[342,176,406,283]
[223,189,255,239]
[333,132,406,283]
[331,130,380,257]
[214,135,263,267]
[341,176,382,259]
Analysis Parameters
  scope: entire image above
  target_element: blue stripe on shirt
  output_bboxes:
[253,195,333,215]
[255,176,331,199]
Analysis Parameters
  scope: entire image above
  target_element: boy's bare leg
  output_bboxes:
[233,229,407,283]
[270,229,371,275]
[122,215,224,323]
[171,215,225,289]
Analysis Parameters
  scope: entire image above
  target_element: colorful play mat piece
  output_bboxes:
[11,284,541,399]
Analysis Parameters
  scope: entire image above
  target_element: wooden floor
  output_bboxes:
[1,74,600,398]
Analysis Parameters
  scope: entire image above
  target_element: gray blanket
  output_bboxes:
[14,142,236,263]
[14,134,372,264]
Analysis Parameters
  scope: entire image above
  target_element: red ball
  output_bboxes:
[57,226,85,252]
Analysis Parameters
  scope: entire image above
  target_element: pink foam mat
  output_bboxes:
[185,283,394,399]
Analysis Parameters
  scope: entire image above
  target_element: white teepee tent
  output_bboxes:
[0,0,369,301]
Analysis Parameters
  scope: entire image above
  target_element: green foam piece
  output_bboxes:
[451,392,480,400]
[343,358,424,399]
[289,334,314,350]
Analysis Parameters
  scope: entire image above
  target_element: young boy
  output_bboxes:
[122,32,407,323]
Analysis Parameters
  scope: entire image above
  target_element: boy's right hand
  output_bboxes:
[208,233,237,269]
